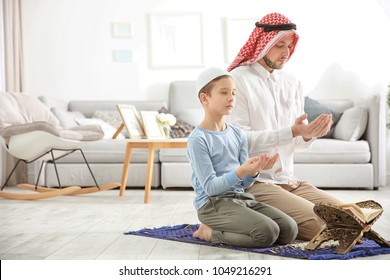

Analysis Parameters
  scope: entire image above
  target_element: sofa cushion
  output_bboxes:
[68,100,167,117]
[304,97,343,123]
[51,107,85,129]
[159,148,188,162]
[75,118,124,139]
[158,107,194,138]
[333,106,368,141]
[92,110,129,138]
[161,139,371,164]
[38,95,68,111]
[304,96,343,137]
[168,81,203,127]
[178,108,203,127]
[294,138,370,163]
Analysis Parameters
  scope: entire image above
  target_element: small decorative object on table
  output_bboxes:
[305,200,390,254]
[157,112,176,138]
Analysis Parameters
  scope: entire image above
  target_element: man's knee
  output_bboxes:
[297,217,324,241]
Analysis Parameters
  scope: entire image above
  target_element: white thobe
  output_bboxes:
[228,63,314,184]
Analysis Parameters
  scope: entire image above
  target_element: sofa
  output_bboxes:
[33,81,386,190]
[162,81,386,190]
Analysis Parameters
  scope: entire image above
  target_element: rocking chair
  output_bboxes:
[0,92,119,200]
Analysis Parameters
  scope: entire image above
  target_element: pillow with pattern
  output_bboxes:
[92,110,129,138]
[158,107,195,138]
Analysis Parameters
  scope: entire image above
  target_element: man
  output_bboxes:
[227,12,342,240]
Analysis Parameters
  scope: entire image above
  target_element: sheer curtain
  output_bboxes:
[0,0,5,186]
[0,0,5,91]
[1,0,25,185]
[3,0,24,92]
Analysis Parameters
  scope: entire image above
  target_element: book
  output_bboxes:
[335,202,383,223]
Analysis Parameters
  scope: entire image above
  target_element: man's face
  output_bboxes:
[260,33,295,71]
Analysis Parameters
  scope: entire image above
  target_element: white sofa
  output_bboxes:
[160,81,386,190]
[34,81,386,190]
[35,98,167,188]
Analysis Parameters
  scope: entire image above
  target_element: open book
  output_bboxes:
[336,202,383,223]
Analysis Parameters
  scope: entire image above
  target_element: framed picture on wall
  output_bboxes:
[223,17,257,64]
[140,111,165,139]
[116,104,146,139]
[148,12,204,69]
[111,22,133,38]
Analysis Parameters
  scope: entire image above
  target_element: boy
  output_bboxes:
[187,67,298,247]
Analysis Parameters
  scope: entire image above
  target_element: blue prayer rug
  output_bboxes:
[124,224,390,260]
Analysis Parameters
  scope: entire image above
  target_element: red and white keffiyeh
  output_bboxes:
[227,12,299,72]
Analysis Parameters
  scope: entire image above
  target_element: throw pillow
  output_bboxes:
[304,96,343,138]
[92,110,128,138]
[158,107,195,138]
[75,118,124,139]
[333,106,368,141]
[51,107,85,129]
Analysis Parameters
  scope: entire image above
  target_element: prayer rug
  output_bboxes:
[124,224,390,260]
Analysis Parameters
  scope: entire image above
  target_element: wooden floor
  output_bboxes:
[0,185,389,260]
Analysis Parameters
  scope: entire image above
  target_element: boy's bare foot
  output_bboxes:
[193,223,212,241]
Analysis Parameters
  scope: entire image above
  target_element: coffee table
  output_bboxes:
[118,138,187,203]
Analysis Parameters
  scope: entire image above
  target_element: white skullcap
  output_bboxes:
[196,67,232,94]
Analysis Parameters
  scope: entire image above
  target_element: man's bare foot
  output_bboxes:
[193,223,212,241]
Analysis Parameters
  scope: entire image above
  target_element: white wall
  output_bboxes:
[21,0,390,103]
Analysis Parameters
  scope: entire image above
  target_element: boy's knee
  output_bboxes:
[251,221,280,247]
[276,217,298,245]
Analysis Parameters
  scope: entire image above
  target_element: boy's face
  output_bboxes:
[260,33,295,71]
[204,77,236,116]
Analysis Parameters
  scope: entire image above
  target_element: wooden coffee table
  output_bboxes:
[118,138,187,203]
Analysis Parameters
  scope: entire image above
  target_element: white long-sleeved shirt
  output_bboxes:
[186,124,258,210]
[228,63,313,184]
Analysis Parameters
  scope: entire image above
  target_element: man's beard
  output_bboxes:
[263,55,284,70]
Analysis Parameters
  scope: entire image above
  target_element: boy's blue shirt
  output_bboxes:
[186,123,258,210]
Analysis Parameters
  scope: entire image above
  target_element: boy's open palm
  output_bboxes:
[246,153,278,171]
[263,153,279,170]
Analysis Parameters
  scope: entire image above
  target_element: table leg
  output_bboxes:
[120,143,133,197]
[144,143,155,203]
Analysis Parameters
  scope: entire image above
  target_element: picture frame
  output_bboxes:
[112,50,132,63]
[111,22,133,38]
[148,12,204,69]
[116,104,146,139]
[140,111,165,139]
[223,17,257,64]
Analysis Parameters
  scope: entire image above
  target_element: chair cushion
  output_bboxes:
[1,122,104,141]
[0,92,103,142]
[0,92,60,132]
